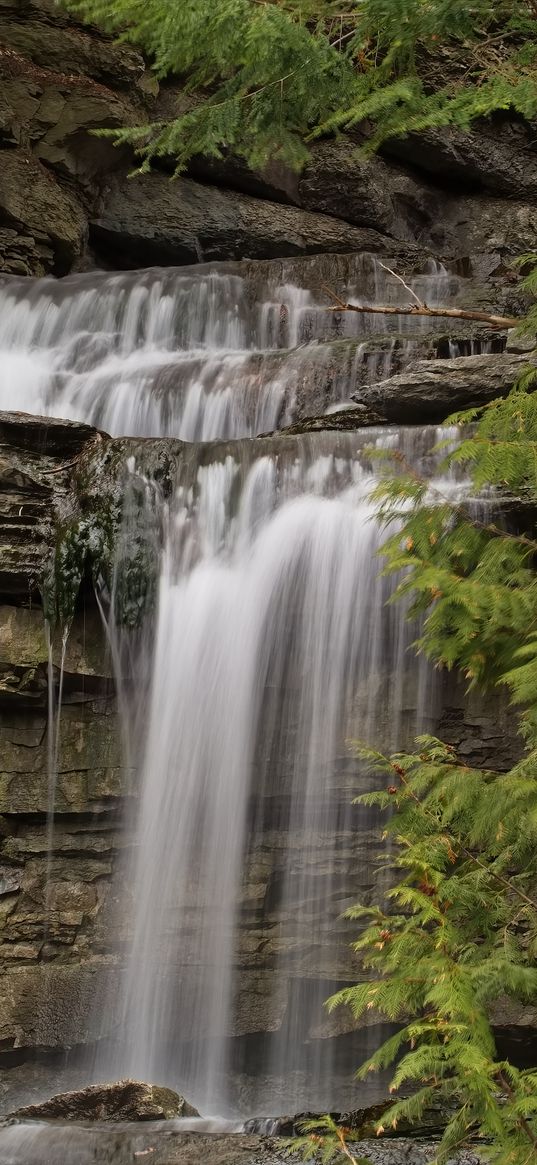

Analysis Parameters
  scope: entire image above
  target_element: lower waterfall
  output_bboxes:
[0,255,469,1117]
[97,430,443,1116]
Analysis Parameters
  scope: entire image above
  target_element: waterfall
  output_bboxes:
[99,429,447,1116]
[0,255,470,1117]
[0,256,467,441]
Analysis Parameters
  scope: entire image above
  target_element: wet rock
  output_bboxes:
[0,1,152,94]
[266,1098,454,1138]
[384,119,537,202]
[90,171,403,267]
[0,150,86,275]
[352,351,536,424]
[8,1078,199,1121]
[0,1124,485,1165]
[275,406,387,436]
[0,411,101,597]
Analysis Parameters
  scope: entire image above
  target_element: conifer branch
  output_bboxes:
[392,765,537,912]
[497,1071,537,1148]
[379,448,537,556]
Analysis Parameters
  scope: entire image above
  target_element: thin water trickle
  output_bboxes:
[44,622,69,928]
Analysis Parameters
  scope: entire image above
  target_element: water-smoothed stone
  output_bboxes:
[9,1079,199,1121]
[352,351,536,424]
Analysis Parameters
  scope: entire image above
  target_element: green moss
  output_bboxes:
[43,508,116,627]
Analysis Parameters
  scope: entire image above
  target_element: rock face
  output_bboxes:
[91,171,395,268]
[351,351,537,423]
[0,411,104,597]
[0,149,86,275]
[383,119,537,201]
[9,1079,199,1121]
[1,0,537,276]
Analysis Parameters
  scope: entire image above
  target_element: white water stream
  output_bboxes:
[106,435,442,1115]
[0,257,462,440]
[0,256,470,1120]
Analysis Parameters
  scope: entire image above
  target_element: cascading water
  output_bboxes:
[99,429,451,1117]
[0,255,474,1121]
[0,255,467,441]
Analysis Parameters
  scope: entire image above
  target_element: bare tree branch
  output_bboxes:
[377,261,425,309]
[319,284,519,330]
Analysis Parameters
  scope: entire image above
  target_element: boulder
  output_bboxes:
[352,351,536,423]
[8,1079,199,1121]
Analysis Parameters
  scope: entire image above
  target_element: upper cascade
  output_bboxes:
[0,256,464,442]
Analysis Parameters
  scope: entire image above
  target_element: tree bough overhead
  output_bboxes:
[61,0,537,173]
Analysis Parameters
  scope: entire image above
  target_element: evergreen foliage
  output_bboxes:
[61,0,537,172]
[315,291,537,1162]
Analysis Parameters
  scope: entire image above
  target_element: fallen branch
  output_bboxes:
[377,260,425,308]
[319,258,522,329]
[320,284,519,330]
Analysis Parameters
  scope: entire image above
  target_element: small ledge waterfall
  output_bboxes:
[0,256,461,440]
[0,256,469,1116]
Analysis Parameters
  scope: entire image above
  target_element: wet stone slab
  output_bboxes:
[0,1124,483,1165]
